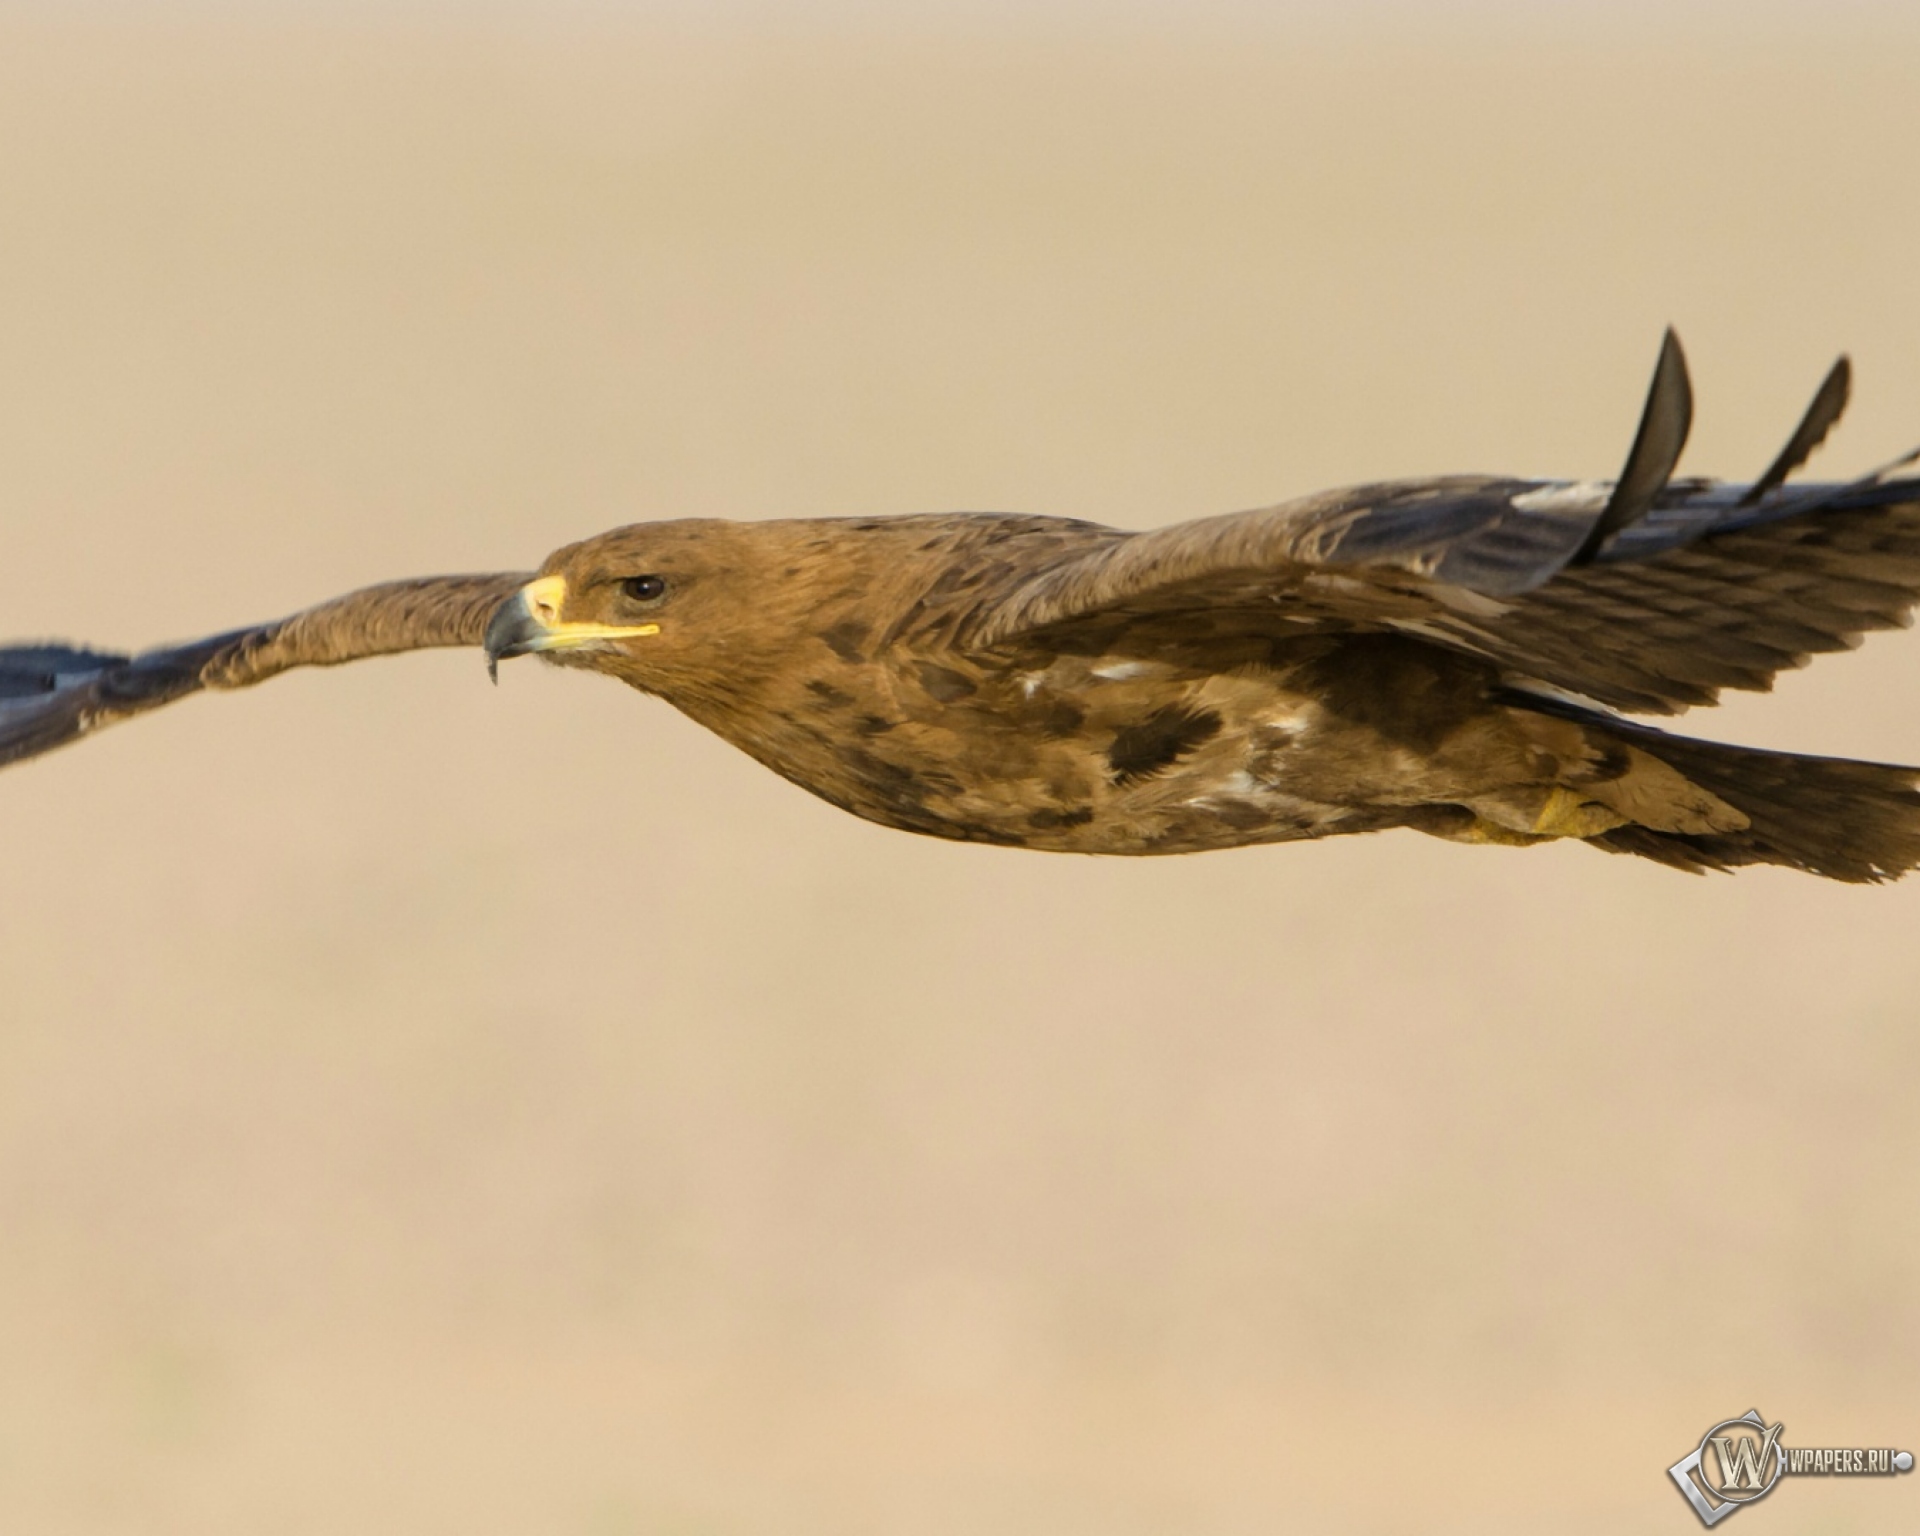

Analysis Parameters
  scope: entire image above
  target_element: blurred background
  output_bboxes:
[2,2,1918,1531]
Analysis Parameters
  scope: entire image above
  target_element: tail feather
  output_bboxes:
[1588,728,1920,882]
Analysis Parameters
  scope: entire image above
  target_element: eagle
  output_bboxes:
[6,332,1920,880]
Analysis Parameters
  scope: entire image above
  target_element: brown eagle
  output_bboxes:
[7,333,1920,880]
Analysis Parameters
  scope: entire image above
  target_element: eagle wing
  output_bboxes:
[0,573,531,769]
[968,335,1920,715]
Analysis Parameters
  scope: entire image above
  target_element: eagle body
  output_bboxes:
[8,333,1920,881]
[715,631,1678,857]
[606,515,1704,856]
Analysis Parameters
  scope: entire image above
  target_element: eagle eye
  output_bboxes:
[621,575,668,603]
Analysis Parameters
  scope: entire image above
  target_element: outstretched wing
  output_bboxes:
[0,573,531,770]
[968,334,1920,715]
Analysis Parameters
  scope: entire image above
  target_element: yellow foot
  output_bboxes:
[1457,819,1557,846]
[1529,785,1630,838]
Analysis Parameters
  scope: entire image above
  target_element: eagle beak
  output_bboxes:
[484,575,660,681]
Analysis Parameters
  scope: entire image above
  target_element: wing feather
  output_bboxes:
[969,333,1920,714]
[966,478,1920,715]
[0,573,530,770]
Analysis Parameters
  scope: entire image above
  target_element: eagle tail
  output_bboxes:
[1585,727,1920,882]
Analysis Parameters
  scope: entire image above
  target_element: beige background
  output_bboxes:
[1,4,1918,1532]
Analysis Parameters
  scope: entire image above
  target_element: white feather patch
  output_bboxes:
[1510,480,1610,514]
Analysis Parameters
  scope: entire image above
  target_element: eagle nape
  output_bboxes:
[7,331,1920,881]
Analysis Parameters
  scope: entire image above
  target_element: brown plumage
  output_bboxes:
[8,332,1920,880]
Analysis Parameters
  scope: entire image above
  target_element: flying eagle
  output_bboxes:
[7,333,1920,880]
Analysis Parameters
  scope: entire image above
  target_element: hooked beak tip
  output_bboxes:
[483,584,548,676]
